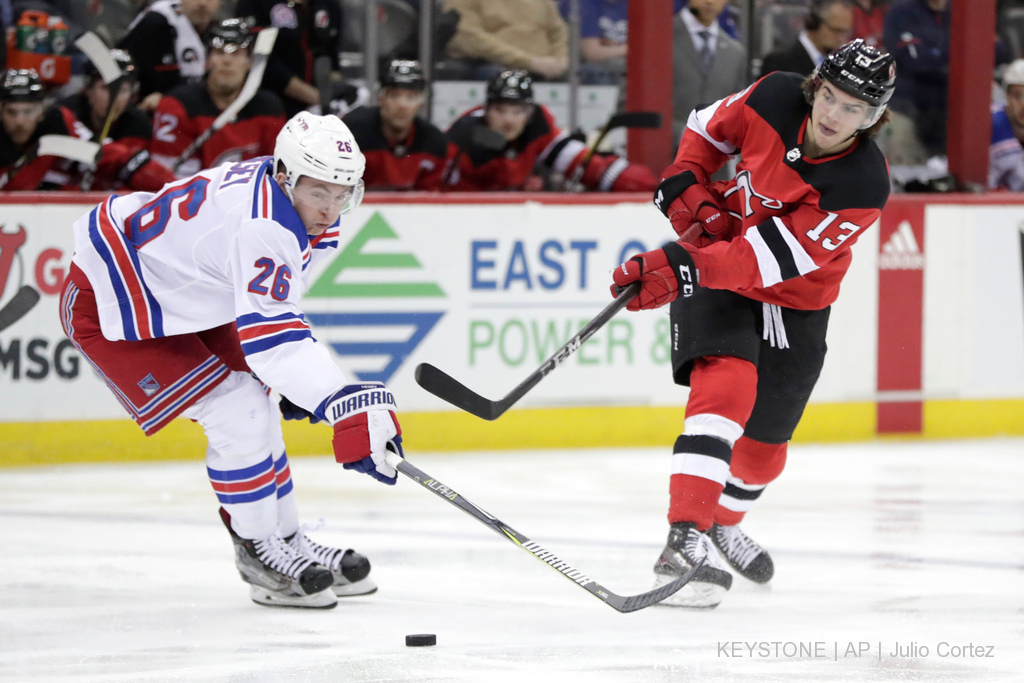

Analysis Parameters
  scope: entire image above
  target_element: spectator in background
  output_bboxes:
[118,0,222,113]
[989,59,1024,191]
[444,69,656,192]
[237,0,346,117]
[673,0,748,140]
[442,0,569,81]
[882,0,949,164]
[557,0,627,85]
[851,0,887,48]
[0,69,81,191]
[59,49,176,192]
[760,0,854,77]
[674,0,741,41]
[343,60,448,191]
[150,18,286,178]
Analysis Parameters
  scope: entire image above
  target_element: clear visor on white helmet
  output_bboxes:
[274,111,366,215]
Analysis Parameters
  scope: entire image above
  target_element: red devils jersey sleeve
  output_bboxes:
[343,106,447,191]
[151,85,286,177]
[669,72,890,310]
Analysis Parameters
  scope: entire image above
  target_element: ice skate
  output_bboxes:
[653,522,733,609]
[288,527,377,597]
[221,510,337,609]
[710,523,774,584]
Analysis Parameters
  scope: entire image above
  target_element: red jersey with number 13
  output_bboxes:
[670,72,890,311]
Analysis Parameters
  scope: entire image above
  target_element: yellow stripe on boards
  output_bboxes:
[1,399,1022,468]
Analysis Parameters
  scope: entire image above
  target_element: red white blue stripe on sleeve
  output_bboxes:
[252,167,314,271]
[208,455,278,504]
[87,197,164,341]
[236,311,313,355]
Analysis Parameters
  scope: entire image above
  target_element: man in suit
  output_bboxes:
[673,0,749,141]
[760,0,854,77]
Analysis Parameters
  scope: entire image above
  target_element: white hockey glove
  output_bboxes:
[318,382,403,485]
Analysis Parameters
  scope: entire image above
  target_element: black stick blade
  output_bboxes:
[0,285,40,333]
[607,111,662,130]
[607,558,704,612]
[415,362,501,420]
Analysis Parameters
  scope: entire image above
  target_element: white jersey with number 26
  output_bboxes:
[70,156,348,414]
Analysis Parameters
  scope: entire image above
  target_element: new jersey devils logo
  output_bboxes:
[0,224,41,333]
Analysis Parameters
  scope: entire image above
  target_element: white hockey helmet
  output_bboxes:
[1005,59,1024,89]
[273,111,366,213]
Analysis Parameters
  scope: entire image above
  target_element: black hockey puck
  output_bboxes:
[405,633,436,647]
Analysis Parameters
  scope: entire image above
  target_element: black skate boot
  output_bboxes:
[653,522,733,608]
[287,527,377,597]
[219,508,337,608]
[710,523,774,584]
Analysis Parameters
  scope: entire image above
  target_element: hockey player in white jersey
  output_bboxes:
[59,112,402,609]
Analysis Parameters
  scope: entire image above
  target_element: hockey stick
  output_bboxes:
[565,111,662,191]
[75,32,125,191]
[415,281,641,420]
[385,450,700,613]
[171,27,279,172]
[314,55,333,112]
[0,136,102,190]
[0,285,41,333]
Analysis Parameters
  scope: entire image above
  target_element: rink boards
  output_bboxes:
[1,192,1022,464]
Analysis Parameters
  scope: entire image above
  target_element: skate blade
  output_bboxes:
[652,573,727,609]
[249,584,338,609]
[332,576,378,597]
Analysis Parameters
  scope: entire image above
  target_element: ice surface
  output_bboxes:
[2,438,1023,682]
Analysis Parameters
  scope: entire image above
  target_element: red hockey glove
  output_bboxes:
[610,163,658,192]
[654,170,729,238]
[318,382,402,485]
[611,241,699,311]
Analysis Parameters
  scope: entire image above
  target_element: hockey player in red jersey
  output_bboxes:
[60,49,177,192]
[60,112,400,608]
[342,60,448,191]
[150,18,286,178]
[611,39,896,608]
[0,67,171,192]
[444,69,657,192]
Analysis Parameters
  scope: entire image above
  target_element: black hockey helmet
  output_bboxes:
[85,49,137,83]
[812,39,895,126]
[486,69,534,105]
[0,69,44,103]
[381,59,425,90]
[207,17,256,53]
